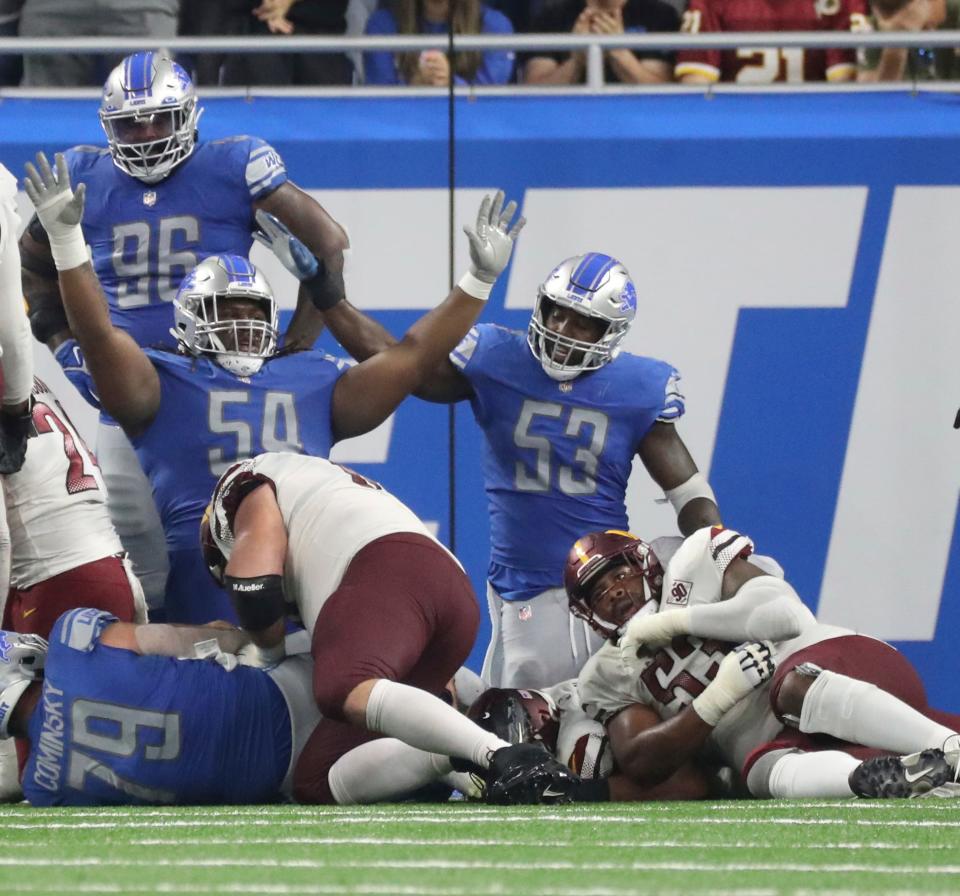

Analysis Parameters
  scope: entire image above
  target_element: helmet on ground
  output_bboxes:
[469,687,561,754]
[527,252,637,381]
[100,51,200,183]
[172,255,279,377]
[0,631,47,739]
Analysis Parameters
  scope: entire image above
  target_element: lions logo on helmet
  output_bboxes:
[0,631,47,739]
[172,255,279,377]
[100,51,201,184]
[527,252,637,382]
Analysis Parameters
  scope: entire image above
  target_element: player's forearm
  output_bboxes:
[57,263,119,346]
[685,577,809,643]
[135,623,252,658]
[323,299,398,362]
[610,709,713,786]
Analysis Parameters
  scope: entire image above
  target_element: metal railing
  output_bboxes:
[2,31,960,91]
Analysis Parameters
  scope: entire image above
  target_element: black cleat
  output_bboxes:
[484,742,580,805]
[850,748,955,798]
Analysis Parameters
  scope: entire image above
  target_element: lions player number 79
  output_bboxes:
[65,699,181,803]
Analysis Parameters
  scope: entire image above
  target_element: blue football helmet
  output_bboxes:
[527,252,637,381]
[172,255,279,377]
[0,630,47,739]
[100,51,201,184]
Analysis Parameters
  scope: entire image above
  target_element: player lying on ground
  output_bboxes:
[0,610,504,806]
[565,528,960,799]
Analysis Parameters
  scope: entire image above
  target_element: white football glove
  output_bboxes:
[23,152,88,271]
[462,190,525,285]
[619,607,691,658]
[691,640,776,727]
[252,209,319,281]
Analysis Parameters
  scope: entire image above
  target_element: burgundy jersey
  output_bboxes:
[675,0,869,83]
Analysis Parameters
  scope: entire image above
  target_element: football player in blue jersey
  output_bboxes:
[24,151,524,625]
[322,252,723,689]
[18,51,350,614]
[1,612,562,806]
[3,611,314,806]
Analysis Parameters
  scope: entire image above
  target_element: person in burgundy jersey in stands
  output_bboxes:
[675,0,870,83]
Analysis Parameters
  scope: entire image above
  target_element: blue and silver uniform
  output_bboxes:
[22,609,291,806]
[65,135,286,349]
[134,349,348,621]
[451,324,683,602]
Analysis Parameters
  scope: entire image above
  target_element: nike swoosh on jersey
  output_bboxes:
[21,607,37,618]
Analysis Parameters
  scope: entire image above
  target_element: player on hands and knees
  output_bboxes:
[202,450,579,806]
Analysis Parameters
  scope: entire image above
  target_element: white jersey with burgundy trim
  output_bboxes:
[578,525,853,771]
[4,379,122,589]
[208,452,457,635]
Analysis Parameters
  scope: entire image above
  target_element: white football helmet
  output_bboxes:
[172,255,279,377]
[100,51,201,184]
[527,252,637,381]
[0,630,47,739]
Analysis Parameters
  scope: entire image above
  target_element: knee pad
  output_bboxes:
[798,669,878,740]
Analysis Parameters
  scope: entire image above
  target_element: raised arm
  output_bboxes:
[255,208,474,405]
[330,191,524,440]
[254,182,350,350]
[637,421,721,535]
[23,152,160,436]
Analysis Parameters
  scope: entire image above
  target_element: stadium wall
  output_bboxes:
[6,92,957,706]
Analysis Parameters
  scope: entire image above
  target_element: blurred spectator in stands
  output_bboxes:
[181,0,351,86]
[0,0,23,86]
[521,0,678,85]
[674,0,869,83]
[858,0,958,81]
[363,0,515,86]
[489,0,545,31]
[19,0,178,87]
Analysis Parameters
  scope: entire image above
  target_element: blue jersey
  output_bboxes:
[134,349,347,552]
[22,609,291,806]
[65,136,287,349]
[451,325,683,601]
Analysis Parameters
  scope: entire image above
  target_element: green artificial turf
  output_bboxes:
[1,800,958,895]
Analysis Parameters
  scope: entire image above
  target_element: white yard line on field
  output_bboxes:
[4,815,960,831]
[1,856,959,875]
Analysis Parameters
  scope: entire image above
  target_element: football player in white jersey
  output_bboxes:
[566,529,960,799]
[202,451,580,805]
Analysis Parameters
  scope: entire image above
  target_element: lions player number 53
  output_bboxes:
[513,400,609,496]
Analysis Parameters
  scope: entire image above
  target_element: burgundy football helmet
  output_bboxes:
[564,529,663,639]
[469,687,561,754]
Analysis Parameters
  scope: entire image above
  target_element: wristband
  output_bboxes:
[456,271,494,301]
[48,227,89,273]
